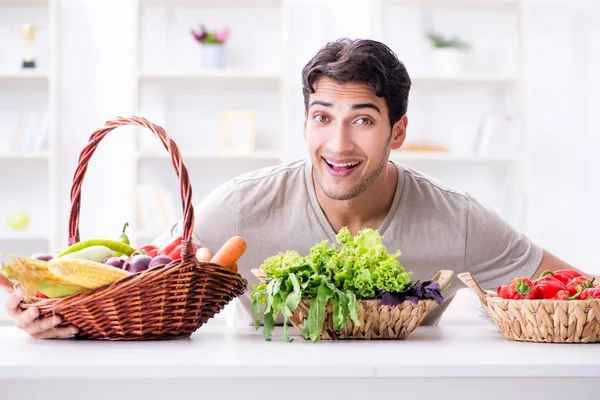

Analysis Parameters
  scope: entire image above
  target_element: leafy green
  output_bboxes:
[250,227,414,343]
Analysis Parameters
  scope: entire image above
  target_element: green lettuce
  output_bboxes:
[250,227,411,342]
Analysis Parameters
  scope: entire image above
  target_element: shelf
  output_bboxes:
[0,0,48,4]
[384,0,521,10]
[0,71,49,81]
[391,151,519,162]
[411,73,520,85]
[0,233,50,241]
[137,150,282,161]
[138,0,281,6]
[0,152,49,160]
[138,70,282,82]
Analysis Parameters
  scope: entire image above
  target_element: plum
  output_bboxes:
[104,257,126,269]
[148,255,173,269]
[126,254,152,273]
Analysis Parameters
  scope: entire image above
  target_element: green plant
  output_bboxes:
[426,31,470,50]
[191,25,231,45]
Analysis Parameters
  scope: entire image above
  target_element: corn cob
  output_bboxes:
[48,258,130,289]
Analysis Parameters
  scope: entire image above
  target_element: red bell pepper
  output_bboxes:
[498,277,539,300]
[534,275,567,299]
[167,242,197,261]
[579,287,600,300]
[566,276,594,296]
[553,285,584,300]
[157,235,183,257]
[540,269,583,286]
[137,244,159,258]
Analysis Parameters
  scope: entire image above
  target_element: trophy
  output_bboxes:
[20,23,37,69]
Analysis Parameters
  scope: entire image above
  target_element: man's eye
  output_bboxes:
[314,114,329,123]
[355,118,373,125]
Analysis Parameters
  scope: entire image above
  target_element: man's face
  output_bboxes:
[303,78,406,201]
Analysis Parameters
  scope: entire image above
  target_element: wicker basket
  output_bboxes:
[252,268,453,340]
[458,272,600,343]
[17,116,247,341]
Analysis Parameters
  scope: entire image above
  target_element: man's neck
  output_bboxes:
[314,162,398,236]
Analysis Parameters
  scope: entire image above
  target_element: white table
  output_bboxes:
[1,316,599,400]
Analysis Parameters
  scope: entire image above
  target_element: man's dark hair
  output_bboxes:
[302,38,411,128]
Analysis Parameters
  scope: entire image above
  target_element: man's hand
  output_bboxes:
[5,289,78,339]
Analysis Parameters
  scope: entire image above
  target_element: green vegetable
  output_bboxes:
[57,239,136,258]
[59,245,116,263]
[119,222,130,245]
[38,280,88,298]
[251,227,410,342]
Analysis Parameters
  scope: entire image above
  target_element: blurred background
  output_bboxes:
[0,0,598,276]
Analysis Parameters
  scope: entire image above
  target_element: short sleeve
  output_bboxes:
[464,194,543,291]
[151,180,238,255]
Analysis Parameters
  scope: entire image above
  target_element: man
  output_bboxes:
[6,38,597,338]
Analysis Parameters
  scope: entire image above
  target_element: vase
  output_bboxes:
[201,43,225,69]
[431,48,465,75]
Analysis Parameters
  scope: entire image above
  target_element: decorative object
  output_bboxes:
[191,25,231,69]
[7,211,29,231]
[220,110,257,154]
[20,23,37,69]
[425,31,470,75]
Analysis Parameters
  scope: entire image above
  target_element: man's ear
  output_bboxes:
[389,115,408,150]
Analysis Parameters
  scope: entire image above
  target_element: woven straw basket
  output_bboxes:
[17,116,247,341]
[458,272,600,343]
[252,269,454,340]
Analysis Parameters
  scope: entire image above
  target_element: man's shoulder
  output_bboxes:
[398,162,469,206]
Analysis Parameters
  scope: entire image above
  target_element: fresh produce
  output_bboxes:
[250,228,441,343]
[57,239,136,258]
[31,253,54,261]
[497,268,597,300]
[119,222,130,245]
[125,254,152,273]
[580,287,600,300]
[148,255,173,269]
[157,236,183,259]
[37,280,88,298]
[137,244,159,258]
[210,236,246,272]
[196,247,212,262]
[497,277,538,300]
[104,256,126,269]
[48,258,130,290]
[59,245,116,263]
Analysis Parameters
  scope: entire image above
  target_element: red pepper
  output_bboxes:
[566,276,594,296]
[498,277,539,300]
[579,287,600,300]
[157,235,183,257]
[534,275,567,299]
[167,242,197,261]
[138,244,159,258]
[553,285,584,300]
[33,291,49,299]
[540,269,583,285]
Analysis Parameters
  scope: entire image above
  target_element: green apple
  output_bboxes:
[7,211,30,230]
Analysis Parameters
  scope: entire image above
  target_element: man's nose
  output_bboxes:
[327,123,354,153]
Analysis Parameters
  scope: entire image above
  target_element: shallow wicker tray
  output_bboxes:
[458,272,600,343]
[16,116,247,341]
[252,268,453,340]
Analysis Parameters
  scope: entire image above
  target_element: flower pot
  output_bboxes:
[201,44,225,69]
[431,48,465,75]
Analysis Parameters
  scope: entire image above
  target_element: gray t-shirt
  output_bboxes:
[154,158,543,326]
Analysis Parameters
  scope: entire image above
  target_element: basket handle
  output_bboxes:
[457,272,490,305]
[432,269,453,290]
[67,116,196,260]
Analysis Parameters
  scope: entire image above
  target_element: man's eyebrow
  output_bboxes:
[352,103,381,114]
[309,100,332,108]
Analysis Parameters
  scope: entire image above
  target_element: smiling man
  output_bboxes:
[7,38,598,338]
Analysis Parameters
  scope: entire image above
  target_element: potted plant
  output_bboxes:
[425,31,470,75]
[190,25,231,69]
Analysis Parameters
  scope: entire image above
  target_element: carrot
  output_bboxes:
[210,236,247,272]
[195,247,213,263]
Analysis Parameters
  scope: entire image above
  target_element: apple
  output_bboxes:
[7,211,29,231]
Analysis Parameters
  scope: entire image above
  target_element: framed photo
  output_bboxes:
[220,110,257,154]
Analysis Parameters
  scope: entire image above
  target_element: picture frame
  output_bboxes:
[220,110,257,154]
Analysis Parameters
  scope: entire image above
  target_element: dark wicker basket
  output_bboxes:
[18,116,247,340]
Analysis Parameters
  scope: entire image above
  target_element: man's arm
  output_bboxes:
[532,250,600,281]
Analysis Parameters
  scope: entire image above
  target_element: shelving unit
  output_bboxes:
[0,0,58,256]
[131,0,290,247]
[371,0,528,230]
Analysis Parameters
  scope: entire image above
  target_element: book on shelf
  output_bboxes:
[135,184,179,236]
[0,110,49,155]
[473,113,524,157]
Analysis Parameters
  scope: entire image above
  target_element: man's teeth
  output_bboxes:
[326,160,359,167]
